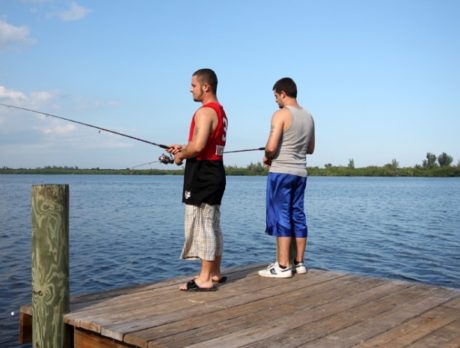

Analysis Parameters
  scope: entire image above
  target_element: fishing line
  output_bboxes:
[129,161,160,169]
[0,103,169,149]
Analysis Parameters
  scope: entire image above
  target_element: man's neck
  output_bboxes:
[201,94,218,105]
[283,98,300,108]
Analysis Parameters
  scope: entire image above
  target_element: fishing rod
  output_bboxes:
[131,146,266,168]
[0,102,264,165]
[0,103,169,150]
[225,147,265,153]
[131,147,265,168]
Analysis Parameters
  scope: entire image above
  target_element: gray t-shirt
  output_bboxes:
[269,105,314,177]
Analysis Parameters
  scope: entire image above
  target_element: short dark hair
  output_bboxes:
[193,68,218,94]
[273,77,297,98]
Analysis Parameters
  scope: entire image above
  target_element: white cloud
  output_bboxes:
[0,85,57,106]
[0,86,28,103]
[0,19,32,49]
[58,2,91,22]
[40,122,76,135]
[0,85,59,135]
[30,91,56,103]
[0,83,131,149]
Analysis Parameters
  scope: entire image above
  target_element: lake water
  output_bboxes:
[1,175,459,347]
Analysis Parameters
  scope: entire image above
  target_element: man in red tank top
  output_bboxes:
[168,69,227,291]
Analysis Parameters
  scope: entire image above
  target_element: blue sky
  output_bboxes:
[1,0,459,169]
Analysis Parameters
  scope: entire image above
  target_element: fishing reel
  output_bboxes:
[158,153,174,164]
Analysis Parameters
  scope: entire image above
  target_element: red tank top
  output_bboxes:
[188,102,228,160]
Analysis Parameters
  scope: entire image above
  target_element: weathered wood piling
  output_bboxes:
[30,184,70,348]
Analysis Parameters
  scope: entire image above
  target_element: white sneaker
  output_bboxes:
[294,262,307,274]
[258,262,292,278]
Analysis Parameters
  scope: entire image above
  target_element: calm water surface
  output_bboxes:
[1,175,459,346]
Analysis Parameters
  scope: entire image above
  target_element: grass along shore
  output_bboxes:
[1,163,460,177]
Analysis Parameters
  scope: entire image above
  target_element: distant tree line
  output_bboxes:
[1,152,459,177]
[316,152,460,177]
[421,152,453,168]
[0,165,184,175]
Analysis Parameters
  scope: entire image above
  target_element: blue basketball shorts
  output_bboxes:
[265,172,308,238]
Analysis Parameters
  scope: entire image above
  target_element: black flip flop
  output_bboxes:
[181,279,217,292]
[214,276,227,284]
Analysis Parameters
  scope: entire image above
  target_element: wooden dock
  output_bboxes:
[19,264,460,347]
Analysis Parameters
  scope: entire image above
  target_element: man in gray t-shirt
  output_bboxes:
[258,77,315,279]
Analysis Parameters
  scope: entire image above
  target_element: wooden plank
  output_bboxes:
[162,278,411,347]
[301,288,459,347]
[409,318,460,347]
[20,303,32,316]
[63,264,267,322]
[59,265,272,336]
[105,269,347,343]
[71,266,276,338]
[66,264,265,326]
[75,269,338,336]
[144,274,391,348]
[354,298,460,348]
[122,272,368,346]
[18,308,32,344]
[69,284,183,331]
[231,283,439,348]
[67,278,191,320]
[444,296,460,310]
[74,328,133,348]
[71,263,264,305]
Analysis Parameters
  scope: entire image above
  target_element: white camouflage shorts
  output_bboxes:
[181,203,223,261]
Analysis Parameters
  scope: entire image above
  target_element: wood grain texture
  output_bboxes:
[31,184,70,348]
